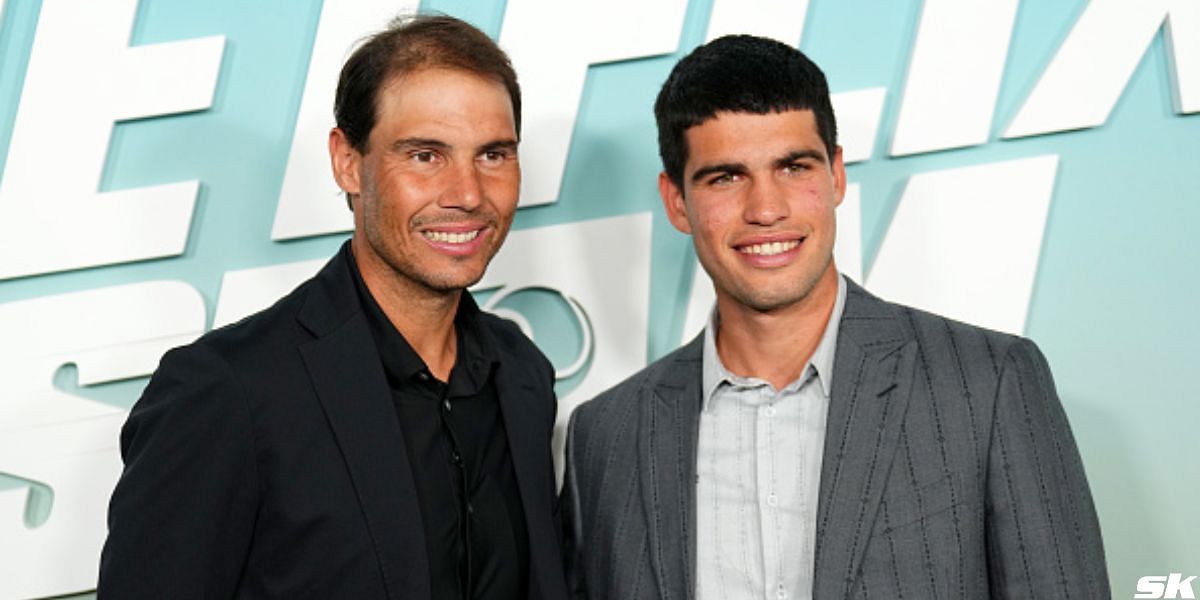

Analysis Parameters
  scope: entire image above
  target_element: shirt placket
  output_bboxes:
[797,379,825,600]
[755,386,788,600]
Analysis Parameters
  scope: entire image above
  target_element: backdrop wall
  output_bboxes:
[0,0,1196,598]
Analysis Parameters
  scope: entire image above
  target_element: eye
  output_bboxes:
[410,149,440,163]
[707,172,739,186]
[479,149,511,166]
[783,162,811,175]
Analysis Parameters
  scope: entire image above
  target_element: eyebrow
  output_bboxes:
[389,137,519,154]
[390,137,450,153]
[689,149,829,184]
[479,139,519,154]
[777,149,828,167]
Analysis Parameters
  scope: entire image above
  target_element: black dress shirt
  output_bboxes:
[351,262,529,600]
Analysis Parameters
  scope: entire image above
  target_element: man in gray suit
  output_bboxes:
[561,35,1109,599]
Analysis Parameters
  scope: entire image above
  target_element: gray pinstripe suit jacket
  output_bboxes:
[561,279,1109,599]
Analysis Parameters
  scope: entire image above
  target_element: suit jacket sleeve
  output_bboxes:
[97,343,259,599]
[985,338,1109,598]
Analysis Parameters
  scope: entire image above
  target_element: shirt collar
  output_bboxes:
[701,273,847,411]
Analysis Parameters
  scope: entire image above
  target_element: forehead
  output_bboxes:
[683,109,824,166]
[371,67,515,136]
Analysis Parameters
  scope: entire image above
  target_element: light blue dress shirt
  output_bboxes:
[696,275,846,600]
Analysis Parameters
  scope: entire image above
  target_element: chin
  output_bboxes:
[740,295,805,313]
[427,267,490,292]
[730,278,823,313]
[421,275,481,294]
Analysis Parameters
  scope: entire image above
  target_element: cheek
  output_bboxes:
[684,194,726,227]
[696,215,721,239]
[377,153,441,192]
[374,172,432,220]
[361,190,413,241]
[483,169,521,205]
[793,184,839,217]
[694,205,738,241]
[374,169,417,201]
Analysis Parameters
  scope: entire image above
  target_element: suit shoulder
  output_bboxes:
[866,294,1053,398]
[574,341,695,427]
[883,297,1027,358]
[157,275,317,382]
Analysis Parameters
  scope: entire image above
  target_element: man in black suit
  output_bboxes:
[99,15,569,600]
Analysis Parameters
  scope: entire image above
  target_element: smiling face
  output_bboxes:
[660,109,845,314]
[330,68,519,297]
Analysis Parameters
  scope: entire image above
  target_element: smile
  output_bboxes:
[421,229,480,244]
[737,240,800,256]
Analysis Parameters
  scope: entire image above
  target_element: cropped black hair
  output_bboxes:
[654,35,837,189]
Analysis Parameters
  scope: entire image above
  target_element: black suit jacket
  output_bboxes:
[99,244,569,600]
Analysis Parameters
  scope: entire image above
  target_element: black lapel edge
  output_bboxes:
[493,355,564,600]
[300,313,431,600]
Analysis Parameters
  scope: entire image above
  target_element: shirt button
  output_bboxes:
[417,372,429,381]
[764,405,776,417]
[776,586,788,599]
[443,399,452,412]
[767,493,779,507]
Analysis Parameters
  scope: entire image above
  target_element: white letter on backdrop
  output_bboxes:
[0,0,223,280]
[705,0,808,45]
[890,0,1019,155]
[0,282,206,599]
[865,156,1058,336]
[1005,0,1199,138]
[499,0,688,207]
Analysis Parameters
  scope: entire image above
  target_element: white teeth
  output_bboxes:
[739,240,799,256]
[423,229,480,244]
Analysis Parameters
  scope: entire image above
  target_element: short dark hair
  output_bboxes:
[654,35,838,189]
[334,14,521,154]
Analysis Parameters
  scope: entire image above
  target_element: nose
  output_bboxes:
[742,177,789,225]
[438,160,484,211]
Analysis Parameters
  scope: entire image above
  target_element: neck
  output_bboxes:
[714,266,840,390]
[353,241,460,381]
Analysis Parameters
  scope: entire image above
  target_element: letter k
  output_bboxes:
[1166,573,1197,599]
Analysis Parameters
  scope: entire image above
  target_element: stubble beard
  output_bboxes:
[365,210,511,297]
[712,245,835,315]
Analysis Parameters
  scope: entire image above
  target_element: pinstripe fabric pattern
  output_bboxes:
[561,279,1109,600]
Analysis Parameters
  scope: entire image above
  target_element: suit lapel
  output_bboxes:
[296,248,430,600]
[640,335,704,600]
[493,358,559,600]
[813,281,917,600]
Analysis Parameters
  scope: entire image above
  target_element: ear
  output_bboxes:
[658,171,693,235]
[831,145,847,208]
[329,128,363,198]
